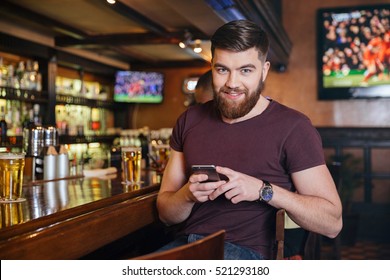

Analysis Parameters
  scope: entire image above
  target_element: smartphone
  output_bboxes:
[191,164,221,182]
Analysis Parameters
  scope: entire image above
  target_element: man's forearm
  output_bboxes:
[157,187,195,225]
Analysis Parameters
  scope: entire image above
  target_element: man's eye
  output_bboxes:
[241,69,252,74]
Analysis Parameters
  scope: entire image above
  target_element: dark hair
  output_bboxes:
[195,70,212,90]
[211,20,269,61]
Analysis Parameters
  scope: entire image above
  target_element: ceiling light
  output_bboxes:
[106,0,116,4]
[193,45,202,53]
[179,41,186,49]
[193,40,202,53]
[179,30,192,49]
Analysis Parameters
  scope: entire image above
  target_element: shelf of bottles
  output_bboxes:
[65,142,112,177]
[0,99,46,151]
[1,56,43,90]
[54,75,118,169]
[55,76,113,108]
[0,52,118,174]
[0,54,46,151]
[1,56,45,98]
[55,76,117,142]
[0,86,48,104]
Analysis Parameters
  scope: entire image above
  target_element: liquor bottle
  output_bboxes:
[6,64,15,88]
[24,60,33,90]
[138,127,150,168]
[56,106,63,135]
[15,61,25,89]
[0,57,7,87]
[0,105,8,145]
[22,107,35,130]
[90,107,101,132]
[66,106,77,136]
[33,104,42,126]
[33,61,42,91]
[76,108,84,136]
[4,100,14,136]
[12,104,23,136]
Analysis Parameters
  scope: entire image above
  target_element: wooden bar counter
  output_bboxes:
[0,170,163,260]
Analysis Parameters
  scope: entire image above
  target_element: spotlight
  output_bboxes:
[193,46,202,53]
[179,30,192,49]
[179,42,186,49]
[193,40,202,53]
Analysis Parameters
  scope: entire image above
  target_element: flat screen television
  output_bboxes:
[114,71,164,103]
[317,4,390,100]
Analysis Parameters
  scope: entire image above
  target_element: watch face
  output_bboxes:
[262,185,273,202]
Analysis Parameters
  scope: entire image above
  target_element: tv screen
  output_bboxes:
[114,71,164,103]
[317,4,390,100]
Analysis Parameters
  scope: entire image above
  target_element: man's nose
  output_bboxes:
[225,72,240,88]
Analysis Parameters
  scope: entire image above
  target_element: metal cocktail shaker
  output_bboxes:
[44,126,59,148]
[23,126,45,181]
[23,126,60,181]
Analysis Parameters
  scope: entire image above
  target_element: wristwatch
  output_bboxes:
[259,180,273,202]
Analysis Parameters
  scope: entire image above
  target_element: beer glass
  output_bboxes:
[152,144,170,171]
[0,203,25,229]
[0,153,26,202]
[121,147,142,184]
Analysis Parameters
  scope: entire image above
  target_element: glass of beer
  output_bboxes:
[152,144,170,172]
[0,152,26,203]
[121,147,142,185]
[0,203,26,229]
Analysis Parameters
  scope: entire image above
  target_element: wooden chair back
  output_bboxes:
[275,209,286,259]
[132,230,226,260]
[275,209,321,260]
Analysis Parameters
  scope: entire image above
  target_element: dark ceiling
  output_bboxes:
[0,0,292,71]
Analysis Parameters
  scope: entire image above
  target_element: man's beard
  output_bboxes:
[214,79,265,120]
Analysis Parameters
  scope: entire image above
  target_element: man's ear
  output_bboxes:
[262,61,271,82]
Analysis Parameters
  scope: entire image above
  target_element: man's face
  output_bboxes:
[212,47,270,120]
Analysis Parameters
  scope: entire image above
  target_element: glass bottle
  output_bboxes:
[33,61,42,91]
[0,105,8,145]
[22,104,35,130]
[5,100,12,135]
[15,61,25,89]
[7,64,15,88]
[33,104,42,126]
[90,107,100,132]
[24,60,33,90]
[13,103,22,136]
[0,57,7,87]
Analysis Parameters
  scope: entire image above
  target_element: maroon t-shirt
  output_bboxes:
[169,100,325,258]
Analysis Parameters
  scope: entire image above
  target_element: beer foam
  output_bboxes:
[121,146,142,152]
[0,153,25,160]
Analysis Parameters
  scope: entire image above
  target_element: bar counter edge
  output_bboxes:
[0,178,161,260]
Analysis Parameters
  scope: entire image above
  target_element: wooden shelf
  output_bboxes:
[55,93,116,109]
[0,86,48,104]
[1,135,119,149]
[59,134,118,145]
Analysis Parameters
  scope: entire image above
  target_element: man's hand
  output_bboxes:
[188,173,226,203]
[208,166,261,204]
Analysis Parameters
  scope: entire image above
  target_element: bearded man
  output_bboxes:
[156,20,342,260]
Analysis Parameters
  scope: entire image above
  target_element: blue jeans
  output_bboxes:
[156,234,266,260]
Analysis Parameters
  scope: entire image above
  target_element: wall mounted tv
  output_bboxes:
[317,4,389,100]
[114,71,164,103]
